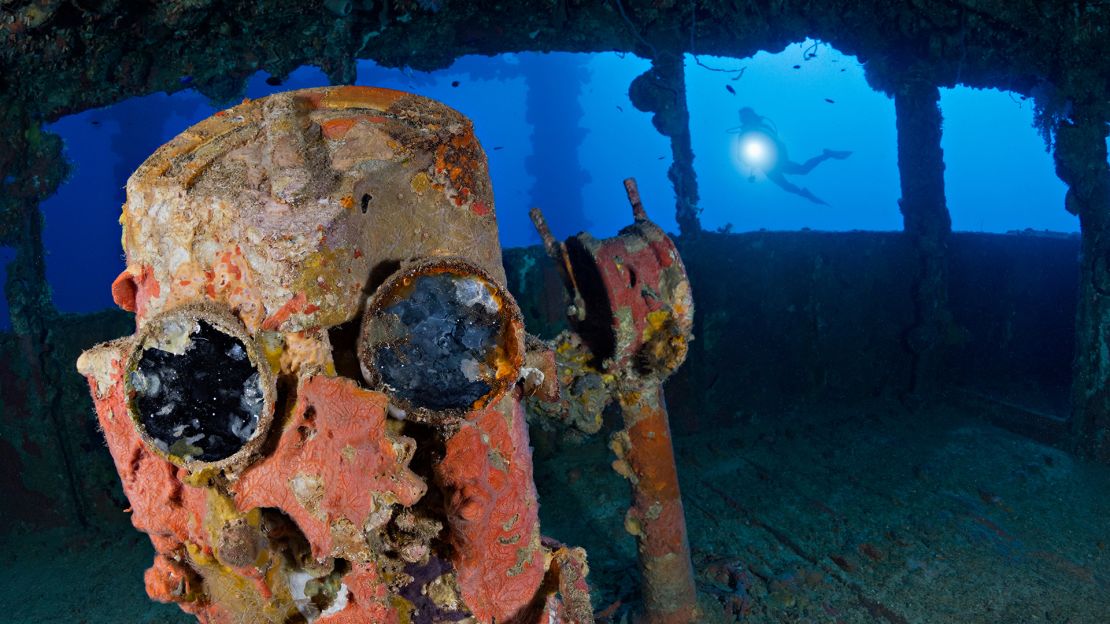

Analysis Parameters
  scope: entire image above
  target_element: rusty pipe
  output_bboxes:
[612,385,699,623]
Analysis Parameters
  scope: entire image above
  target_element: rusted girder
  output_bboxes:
[893,73,953,395]
[1053,105,1110,464]
[630,52,702,238]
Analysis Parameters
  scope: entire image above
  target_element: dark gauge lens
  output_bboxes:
[130,320,264,462]
[372,273,501,411]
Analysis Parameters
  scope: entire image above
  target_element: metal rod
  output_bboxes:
[624,177,648,222]
[529,205,586,320]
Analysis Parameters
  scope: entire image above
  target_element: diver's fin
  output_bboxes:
[768,171,830,205]
[792,184,830,205]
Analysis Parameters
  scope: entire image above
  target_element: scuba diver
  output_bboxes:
[728,107,852,206]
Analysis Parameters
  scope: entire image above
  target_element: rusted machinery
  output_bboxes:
[77,86,593,624]
[531,179,699,624]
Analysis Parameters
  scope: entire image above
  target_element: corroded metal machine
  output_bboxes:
[531,180,699,624]
[77,87,593,624]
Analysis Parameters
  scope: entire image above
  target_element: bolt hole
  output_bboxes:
[297,425,315,443]
[360,194,372,214]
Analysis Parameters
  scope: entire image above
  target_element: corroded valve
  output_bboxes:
[532,179,699,623]
[531,180,694,380]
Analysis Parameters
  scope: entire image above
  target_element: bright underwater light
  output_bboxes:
[731,131,778,174]
[741,131,777,169]
[743,137,767,162]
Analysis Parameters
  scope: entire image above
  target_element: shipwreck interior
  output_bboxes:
[1,1,1109,623]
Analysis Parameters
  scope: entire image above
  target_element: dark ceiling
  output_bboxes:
[1,0,1107,123]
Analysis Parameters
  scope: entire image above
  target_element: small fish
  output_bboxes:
[658,156,665,160]
[616,105,624,112]
[493,146,504,151]
[265,76,282,86]
[90,120,101,126]
[824,98,836,104]
[725,84,735,95]
[793,64,801,69]
[451,80,460,87]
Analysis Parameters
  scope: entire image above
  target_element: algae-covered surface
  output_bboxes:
[2,397,1109,622]
[533,398,1110,623]
[0,526,191,623]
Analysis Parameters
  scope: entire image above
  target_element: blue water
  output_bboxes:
[0,41,1076,328]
